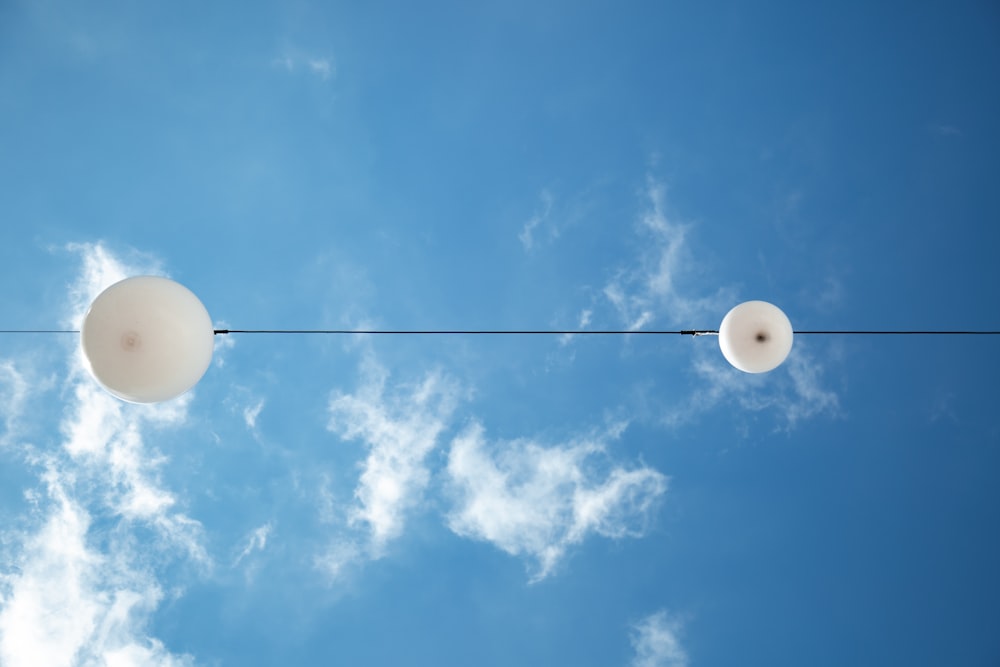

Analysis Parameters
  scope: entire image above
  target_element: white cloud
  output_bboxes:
[243,398,265,431]
[307,58,333,79]
[814,276,844,311]
[273,53,335,80]
[61,379,207,563]
[664,344,839,430]
[212,325,236,368]
[0,468,196,667]
[63,242,163,331]
[558,309,593,347]
[630,610,688,667]
[0,479,101,667]
[233,522,273,568]
[603,180,733,331]
[0,243,205,666]
[783,351,840,427]
[445,422,667,582]
[519,189,555,251]
[323,356,460,571]
[0,361,30,446]
[313,541,363,582]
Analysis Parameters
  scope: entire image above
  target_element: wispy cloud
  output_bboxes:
[813,276,844,312]
[243,398,265,432]
[233,522,273,568]
[62,384,206,557]
[630,610,688,667]
[518,186,597,252]
[783,351,840,427]
[63,242,163,331]
[664,344,839,430]
[519,189,555,251]
[0,362,31,446]
[445,422,667,582]
[320,355,460,576]
[273,52,335,80]
[222,388,268,441]
[603,180,733,331]
[558,309,592,347]
[211,324,237,368]
[928,390,958,424]
[931,123,962,137]
[0,243,205,666]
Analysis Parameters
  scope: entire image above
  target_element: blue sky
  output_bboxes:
[1,1,999,665]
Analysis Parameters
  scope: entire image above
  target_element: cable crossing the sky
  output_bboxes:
[211,329,1000,336]
[2,329,1000,335]
[14,280,1000,403]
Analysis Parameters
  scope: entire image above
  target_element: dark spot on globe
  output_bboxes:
[756,331,769,343]
[121,331,142,351]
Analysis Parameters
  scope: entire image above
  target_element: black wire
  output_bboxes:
[214,329,713,335]
[211,329,1000,336]
[794,331,1000,335]
[0,329,997,336]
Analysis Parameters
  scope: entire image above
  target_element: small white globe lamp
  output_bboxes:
[718,300,794,373]
[81,276,215,403]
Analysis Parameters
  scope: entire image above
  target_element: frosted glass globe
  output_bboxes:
[81,276,214,403]
[718,300,794,373]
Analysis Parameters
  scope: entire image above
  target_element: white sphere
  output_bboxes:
[81,276,214,403]
[718,300,794,373]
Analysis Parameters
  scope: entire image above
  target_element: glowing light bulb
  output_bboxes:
[81,276,214,403]
[718,300,793,373]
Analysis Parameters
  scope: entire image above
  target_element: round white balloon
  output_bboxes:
[81,276,215,403]
[718,300,793,373]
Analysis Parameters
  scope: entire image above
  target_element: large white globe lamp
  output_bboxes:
[81,276,214,403]
[718,300,794,373]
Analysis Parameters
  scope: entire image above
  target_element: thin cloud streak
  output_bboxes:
[233,522,273,568]
[445,422,667,582]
